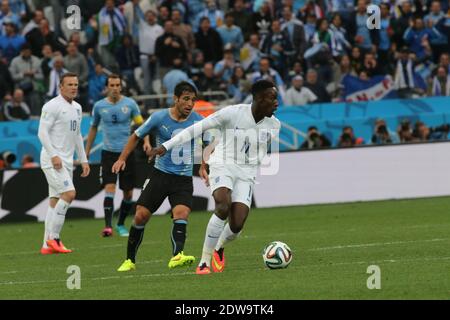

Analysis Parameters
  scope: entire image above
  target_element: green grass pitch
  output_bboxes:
[1,197,449,299]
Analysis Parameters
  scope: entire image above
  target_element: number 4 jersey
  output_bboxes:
[38,95,87,169]
[162,104,281,179]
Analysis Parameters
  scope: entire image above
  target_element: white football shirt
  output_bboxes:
[38,95,87,169]
[162,104,280,177]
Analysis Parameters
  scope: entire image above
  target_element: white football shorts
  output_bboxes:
[42,166,75,198]
[208,164,255,208]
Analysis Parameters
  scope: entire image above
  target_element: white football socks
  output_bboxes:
[199,214,225,267]
[50,199,70,240]
[43,206,54,248]
[215,223,240,251]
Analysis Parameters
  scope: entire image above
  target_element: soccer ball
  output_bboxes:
[262,241,293,269]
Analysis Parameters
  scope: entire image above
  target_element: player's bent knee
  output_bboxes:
[61,190,76,203]
[216,202,231,217]
[134,206,151,225]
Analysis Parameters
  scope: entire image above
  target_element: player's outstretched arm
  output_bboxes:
[161,111,226,152]
[112,133,140,173]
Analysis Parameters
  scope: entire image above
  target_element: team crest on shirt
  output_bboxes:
[121,106,129,114]
[76,109,81,116]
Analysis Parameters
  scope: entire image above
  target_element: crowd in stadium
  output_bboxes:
[0,0,449,146]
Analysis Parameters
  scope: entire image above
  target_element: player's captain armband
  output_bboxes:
[133,115,144,125]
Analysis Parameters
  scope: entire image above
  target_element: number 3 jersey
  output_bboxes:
[38,95,87,169]
[91,96,141,153]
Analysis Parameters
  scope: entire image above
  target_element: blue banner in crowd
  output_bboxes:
[342,75,398,102]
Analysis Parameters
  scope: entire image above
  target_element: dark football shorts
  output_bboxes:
[100,150,135,191]
[136,168,193,213]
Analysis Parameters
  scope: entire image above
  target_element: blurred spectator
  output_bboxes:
[403,16,436,62]
[195,16,223,64]
[40,44,53,88]
[251,0,272,35]
[284,75,317,106]
[329,13,351,58]
[46,55,67,101]
[22,9,44,36]
[337,126,364,147]
[286,60,304,85]
[194,0,224,32]
[348,0,379,54]
[9,43,43,115]
[371,118,393,145]
[229,0,252,40]
[261,19,293,79]
[239,33,262,72]
[195,61,221,92]
[250,57,285,90]
[391,0,414,48]
[138,9,163,95]
[26,18,66,58]
[227,64,251,103]
[217,12,244,60]
[397,118,416,143]
[437,52,450,74]
[0,55,12,102]
[0,0,20,35]
[214,48,236,83]
[162,57,189,106]
[115,34,140,94]
[188,50,205,84]
[350,46,364,75]
[21,154,39,168]
[429,66,450,96]
[172,8,196,54]
[378,3,394,68]
[123,0,145,44]
[304,68,331,103]
[300,126,332,150]
[303,13,317,42]
[5,0,24,19]
[412,121,430,141]
[394,46,426,98]
[68,32,88,55]
[64,41,89,94]
[306,18,334,83]
[155,20,187,79]
[0,18,25,63]
[331,54,355,98]
[280,5,306,62]
[3,88,30,121]
[156,5,170,26]
[88,62,107,107]
[362,52,383,77]
[92,0,126,72]
[423,0,448,62]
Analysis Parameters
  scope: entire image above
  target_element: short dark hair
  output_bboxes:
[59,72,78,85]
[251,79,276,97]
[106,73,121,86]
[174,81,197,97]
